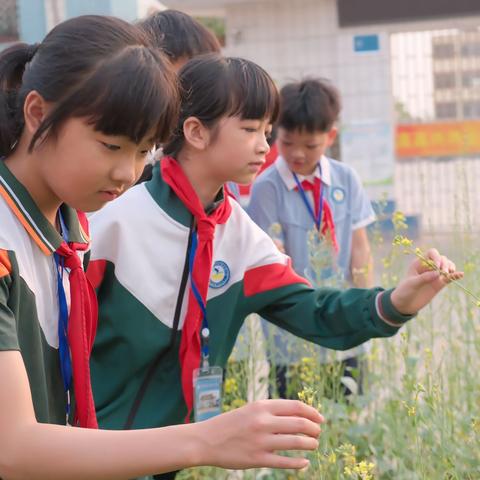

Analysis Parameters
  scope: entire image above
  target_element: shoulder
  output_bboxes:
[254,163,281,186]
[0,195,28,254]
[90,184,149,221]
[251,164,284,196]
[327,157,357,178]
[223,199,288,264]
[327,157,365,190]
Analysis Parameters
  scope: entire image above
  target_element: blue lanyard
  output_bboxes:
[188,231,210,367]
[54,211,72,419]
[292,164,324,231]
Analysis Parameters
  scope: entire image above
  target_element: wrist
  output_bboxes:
[390,288,415,316]
[178,422,207,468]
[378,289,416,326]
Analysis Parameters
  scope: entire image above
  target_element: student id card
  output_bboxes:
[193,366,223,422]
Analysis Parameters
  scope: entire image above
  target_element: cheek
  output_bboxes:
[278,144,294,158]
[135,161,146,179]
[306,149,321,163]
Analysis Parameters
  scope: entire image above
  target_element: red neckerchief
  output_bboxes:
[161,157,232,421]
[55,211,98,428]
[296,177,338,251]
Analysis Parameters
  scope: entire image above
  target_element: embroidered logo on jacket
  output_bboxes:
[209,260,230,289]
[331,187,346,203]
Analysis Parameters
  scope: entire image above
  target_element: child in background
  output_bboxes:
[0,16,323,479]
[139,9,221,72]
[135,9,222,184]
[87,53,461,479]
[247,78,375,397]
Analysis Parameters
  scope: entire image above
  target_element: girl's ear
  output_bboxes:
[183,116,211,151]
[23,90,50,136]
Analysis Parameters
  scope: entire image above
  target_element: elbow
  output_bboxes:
[0,431,32,480]
[0,452,20,480]
[0,448,23,480]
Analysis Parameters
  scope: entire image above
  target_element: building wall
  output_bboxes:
[433,30,480,121]
[222,0,394,200]
[196,0,480,231]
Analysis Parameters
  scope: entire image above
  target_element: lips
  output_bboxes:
[99,189,122,201]
[248,160,265,168]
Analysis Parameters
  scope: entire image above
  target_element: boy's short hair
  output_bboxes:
[278,78,341,133]
[138,9,221,62]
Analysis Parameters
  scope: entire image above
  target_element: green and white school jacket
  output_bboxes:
[0,160,89,425]
[88,164,413,430]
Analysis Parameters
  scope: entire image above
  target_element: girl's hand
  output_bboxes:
[391,248,463,315]
[196,399,324,470]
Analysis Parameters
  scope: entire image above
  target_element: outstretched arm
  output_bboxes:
[0,351,323,480]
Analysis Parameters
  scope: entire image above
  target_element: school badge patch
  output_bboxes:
[209,260,230,289]
[331,187,346,203]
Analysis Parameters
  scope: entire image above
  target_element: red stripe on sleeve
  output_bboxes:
[244,259,310,297]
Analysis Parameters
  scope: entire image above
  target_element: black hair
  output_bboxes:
[138,10,221,62]
[0,15,179,157]
[163,54,279,157]
[278,78,341,133]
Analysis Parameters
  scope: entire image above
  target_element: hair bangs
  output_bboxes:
[64,46,178,145]
[226,58,279,123]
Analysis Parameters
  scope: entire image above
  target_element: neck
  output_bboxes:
[304,162,319,176]
[4,140,62,226]
[175,151,223,208]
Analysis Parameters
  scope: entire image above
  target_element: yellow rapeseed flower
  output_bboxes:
[327,452,337,464]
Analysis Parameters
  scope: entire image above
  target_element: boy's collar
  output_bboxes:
[275,155,331,191]
[0,160,89,255]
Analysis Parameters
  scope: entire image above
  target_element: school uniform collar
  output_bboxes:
[0,160,89,255]
[205,189,225,215]
[146,161,227,228]
[275,155,331,191]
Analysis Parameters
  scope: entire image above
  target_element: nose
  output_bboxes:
[110,155,137,187]
[258,134,271,156]
[291,147,305,161]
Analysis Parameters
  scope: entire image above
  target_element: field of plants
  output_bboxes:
[179,210,480,479]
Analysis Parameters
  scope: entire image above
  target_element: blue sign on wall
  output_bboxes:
[354,34,380,52]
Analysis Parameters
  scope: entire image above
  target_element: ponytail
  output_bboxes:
[0,43,39,156]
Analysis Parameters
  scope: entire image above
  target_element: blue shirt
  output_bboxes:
[247,155,375,282]
[246,155,375,363]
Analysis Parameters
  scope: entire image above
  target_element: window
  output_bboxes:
[463,101,480,119]
[433,42,455,59]
[461,42,480,57]
[436,102,457,119]
[462,71,480,88]
[434,72,456,89]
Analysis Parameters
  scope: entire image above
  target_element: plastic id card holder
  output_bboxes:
[193,366,223,422]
